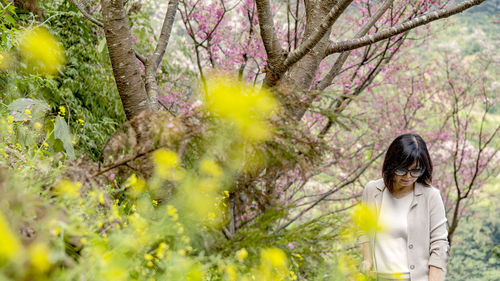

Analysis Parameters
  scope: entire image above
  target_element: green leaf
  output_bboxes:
[54,116,75,160]
[3,13,15,25]
[7,98,50,121]
[97,38,107,54]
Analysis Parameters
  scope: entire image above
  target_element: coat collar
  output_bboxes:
[375,179,424,196]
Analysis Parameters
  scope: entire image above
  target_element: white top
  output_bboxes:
[374,187,413,277]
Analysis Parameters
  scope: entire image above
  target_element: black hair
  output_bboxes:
[382,133,433,193]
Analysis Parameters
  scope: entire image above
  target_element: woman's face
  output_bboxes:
[393,161,421,189]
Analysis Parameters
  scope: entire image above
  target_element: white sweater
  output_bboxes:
[374,187,413,278]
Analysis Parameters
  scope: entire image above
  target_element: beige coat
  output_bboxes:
[358,179,450,281]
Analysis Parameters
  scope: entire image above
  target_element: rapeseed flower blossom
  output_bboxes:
[256,248,289,281]
[0,211,22,262]
[152,149,184,181]
[352,203,383,235]
[53,179,80,198]
[199,158,222,178]
[203,75,279,142]
[224,265,238,281]
[236,248,248,262]
[260,248,287,268]
[19,27,65,75]
[29,242,51,273]
[167,205,179,221]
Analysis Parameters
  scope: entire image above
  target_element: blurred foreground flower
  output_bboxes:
[257,248,289,281]
[0,211,22,263]
[53,179,81,198]
[29,242,51,273]
[236,248,248,262]
[19,26,65,76]
[352,203,383,235]
[203,75,279,142]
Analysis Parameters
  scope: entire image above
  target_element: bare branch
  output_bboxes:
[315,0,393,91]
[326,0,485,55]
[283,0,353,68]
[71,0,103,27]
[149,0,180,71]
[274,150,384,233]
[144,0,180,107]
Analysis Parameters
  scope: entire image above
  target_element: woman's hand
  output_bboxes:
[360,260,372,272]
[360,242,373,273]
[429,265,443,281]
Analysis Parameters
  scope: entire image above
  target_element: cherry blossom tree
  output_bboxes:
[69,0,497,241]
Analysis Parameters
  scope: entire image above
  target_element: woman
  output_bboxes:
[358,133,449,281]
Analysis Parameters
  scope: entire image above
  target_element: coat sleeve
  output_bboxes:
[428,187,450,271]
[357,182,371,244]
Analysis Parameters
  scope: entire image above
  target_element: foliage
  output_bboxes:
[0,0,498,280]
[0,73,378,280]
[1,0,125,159]
[446,180,500,281]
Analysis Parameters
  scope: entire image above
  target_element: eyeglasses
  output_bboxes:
[394,168,425,178]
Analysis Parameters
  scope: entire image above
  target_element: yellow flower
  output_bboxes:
[43,142,49,147]
[257,248,288,281]
[156,242,168,259]
[166,205,178,220]
[152,149,182,180]
[7,115,13,124]
[260,248,287,268]
[199,158,222,177]
[224,265,238,281]
[34,122,43,130]
[186,265,203,281]
[53,179,80,198]
[29,242,51,273]
[77,119,85,125]
[144,253,154,261]
[153,148,179,167]
[0,211,22,261]
[102,265,128,281]
[125,174,146,196]
[58,106,66,117]
[352,203,383,235]
[203,75,279,142]
[19,27,65,75]
[391,272,405,280]
[99,193,106,205]
[236,248,248,262]
[25,109,31,115]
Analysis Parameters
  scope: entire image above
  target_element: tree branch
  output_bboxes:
[315,0,393,91]
[283,0,353,68]
[274,150,384,233]
[71,0,103,27]
[144,0,179,108]
[149,0,179,71]
[326,0,485,55]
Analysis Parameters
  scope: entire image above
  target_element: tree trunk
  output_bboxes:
[277,1,337,119]
[101,0,150,120]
